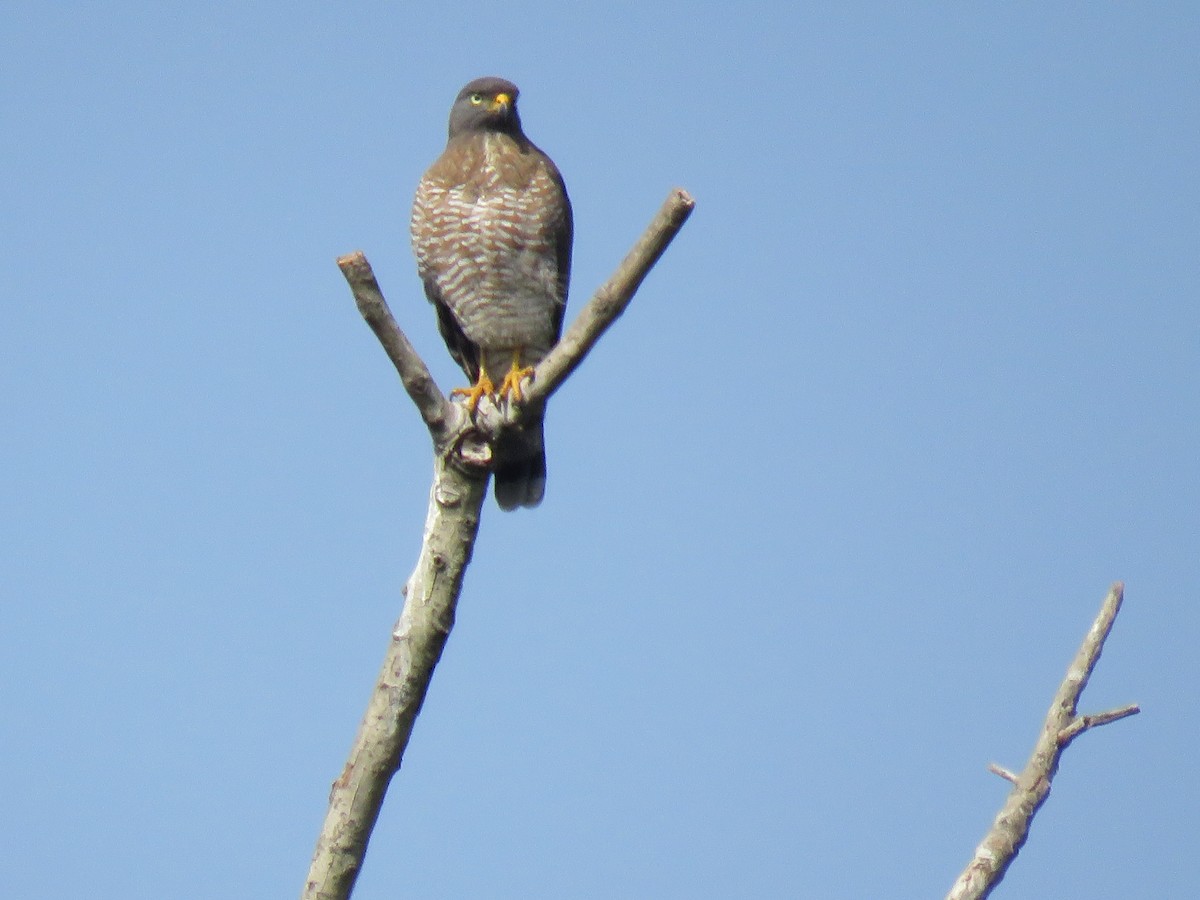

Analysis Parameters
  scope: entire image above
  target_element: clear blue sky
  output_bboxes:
[3,3,1196,897]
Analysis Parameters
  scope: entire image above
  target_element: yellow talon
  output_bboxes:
[450,367,495,413]
[496,350,534,404]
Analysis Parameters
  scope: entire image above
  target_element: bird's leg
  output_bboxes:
[450,365,496,414]
[496,349,535,404]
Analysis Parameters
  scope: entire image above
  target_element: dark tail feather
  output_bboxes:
[493,423,547,511]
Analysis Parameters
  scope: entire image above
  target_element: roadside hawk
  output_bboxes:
[411,76,573,510]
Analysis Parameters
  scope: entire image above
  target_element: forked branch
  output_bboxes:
[304,188,694,900]
[946,582,1139,900]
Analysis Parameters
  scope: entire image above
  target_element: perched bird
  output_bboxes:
[411,77,573,510]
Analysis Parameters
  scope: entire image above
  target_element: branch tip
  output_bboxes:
[1059,704,1141,744]
[526,188,695,405]
[335,253,453,442]
[987,763,1019,784]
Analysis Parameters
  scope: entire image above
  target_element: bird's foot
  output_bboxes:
[497,356,535,404]
[450,371,496,414]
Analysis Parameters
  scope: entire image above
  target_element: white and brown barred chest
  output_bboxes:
[411,133,568,361]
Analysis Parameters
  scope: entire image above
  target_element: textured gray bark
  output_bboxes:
[302,189,694,900]
[945,583,1140,900]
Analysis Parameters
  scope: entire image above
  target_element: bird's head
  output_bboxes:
[447,76,523,139]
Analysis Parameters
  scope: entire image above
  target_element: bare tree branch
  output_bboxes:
[303,188,694,900]
[302,458,486,900]
[336,251,456,445]
[945,582,1139,900]
[524,188,695,406]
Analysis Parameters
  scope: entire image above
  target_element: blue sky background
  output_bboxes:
[3,3,1196,897]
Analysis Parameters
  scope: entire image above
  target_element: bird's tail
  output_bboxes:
[493,420,547,511]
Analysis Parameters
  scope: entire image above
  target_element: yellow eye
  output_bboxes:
[469,93,484,105]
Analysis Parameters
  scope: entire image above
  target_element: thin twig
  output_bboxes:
[986,763,1019,784]
[945,582,1138,900]
[1058,703,1141,743]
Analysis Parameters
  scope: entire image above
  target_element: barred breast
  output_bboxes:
[411,132,569,377]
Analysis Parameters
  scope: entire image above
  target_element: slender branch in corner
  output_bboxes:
[303,187,694,900]
[945,582,1140,900]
